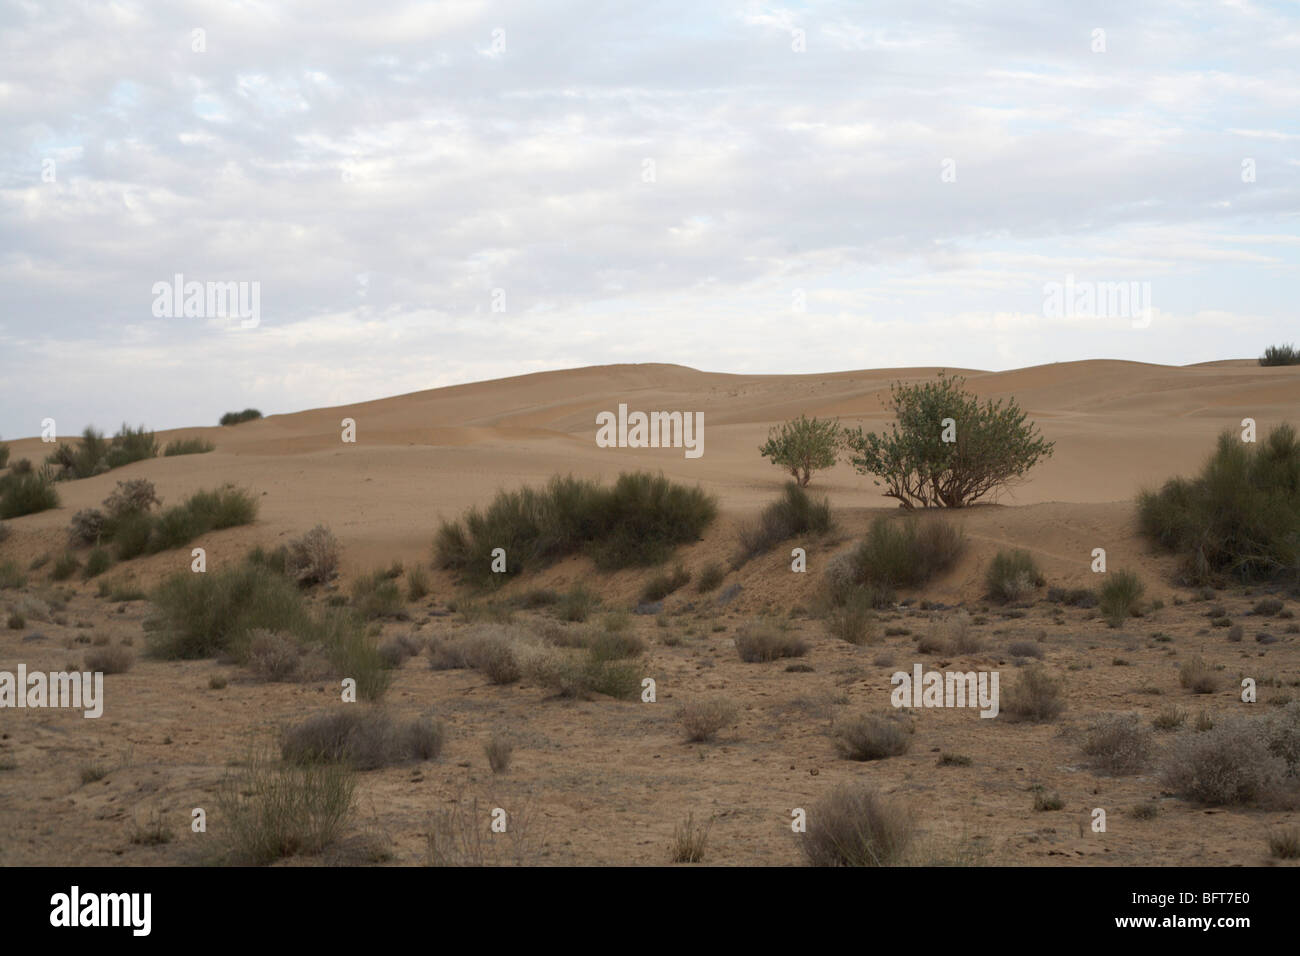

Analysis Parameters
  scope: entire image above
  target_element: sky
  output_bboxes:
[2,0,1298,439]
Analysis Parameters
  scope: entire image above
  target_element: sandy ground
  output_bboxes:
[1,358,1299,866]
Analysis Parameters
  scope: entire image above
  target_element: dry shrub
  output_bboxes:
[677,699,738,742]
[247,629,302,682]
[1162,717,1285,805]
[1179,655,1220,694]
[84,645,134,674]
[69,509,106,546]
[735,619,808,662]
[484,733,514,773]
[428,625,524,684]
[832,713,911,761]
[1268,826,1300,859]
[670,813,712,863]
[281,708,442,770]
[286,524,340,586]
[426,793,546,866]
[1081,713,1153,775]
[802,784,915,867]
[378,632,424,669]
[103,478,161,518]
[825,589,874,645]
[1002,666,1065,722]
[1007,640,1043,659]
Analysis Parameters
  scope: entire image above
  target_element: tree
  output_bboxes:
[843,373,1054,509]
[759,415,842,487]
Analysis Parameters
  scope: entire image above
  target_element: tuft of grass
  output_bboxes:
[1007,640,1044,659]
[285,525,339,586]
[641,563,691,602]
[163,437,214,456]
[801,784,915,867]
[734,482,832,565]
[833,713,911,761]
[670,813,712,863]
[0,560,26,589]
[1099,570,1145,626]
[51,552,80,581]
[734,619,809,662]
[986,549,1044,603]
[1152,704,1186,731]
[695,561,726,593]
[825,589,875,645]
[484,734,514,773]
[1267,826,1300,859]
[351,570,405,620]
[406,564,430,601]
[1033,790,1064,811]
[677,699,738,742]
[216,750,355,865]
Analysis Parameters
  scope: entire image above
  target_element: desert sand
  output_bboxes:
[2,358,1299,866]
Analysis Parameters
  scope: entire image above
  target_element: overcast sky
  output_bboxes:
[2,0,1298,439]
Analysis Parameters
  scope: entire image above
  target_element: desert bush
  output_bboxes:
[0,560,25,589]
[758,415,842,487]
[843,372,1054,509]
[1081,713,1153,775]
[825,589,875,644]
[351,571,404,619]
[586,627,646,661]
[406,564,430,601]
[1138,424,1300,585]
[0,471,60,519]
[641,563,690,602]
[164,437,214,456]
[377,633,423,669]
[850,516,965,594]
[1254,597,1284,616]
[84,645,134,674]
[68,509,106,546]
[734,619,809,662]
[986,549,1044,603]
[1162,718,1286,805]
[801,784,916,867]
[435,472,716,583]
[220,409,263,426]
[1099,570,1145,626]
[247,630,303,682]
[1047,586,1098,607]
[1260,343,1300,366]
[103,479,161,519]
[45,424,157,481]
[285,525,340,586]
[1178,655,1220,694]
[51,552,80,581]
[149,564,308,660]
[484,734,514,773]
[677,699,738,742]
[1007,640,1043,659]
[282,708,439,770]
[7,612,25,629]
[833,713,911,761]
[695,561,726,593]
[83,548,111,579]
[670,813,712,863]
[735,482,833,565]
[217,751,354,865]
[1002,666,1065,721]
[1153,704,1187,731]
[556,585,598,622]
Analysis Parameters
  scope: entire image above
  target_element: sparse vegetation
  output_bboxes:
[695,561,726,593]
[828,516,965,609]
[825,589,874,645]
[986,549,1044,603]
[1178,655,1220,694]
[84,645,134,674]
[801,784,915,867]
[484,733,514,773]
[281,709,442,770]
[641,563,690,601]
[45,424,158,481]
[164,437,215,456]
[1099,570,1145,627]
[0,470,60,519]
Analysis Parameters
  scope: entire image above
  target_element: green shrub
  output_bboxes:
[734,482,832,564]
[406,564,430,601]
[436,472,717,582]
[1137,425,1300,585]
[148,564,310,660]
[163,437,215,456]
[825,589,874,644]
[45,424,157,480]
[0,471,60,519]
[83,548,112,579]
[758,415,842,487]
[986,549,1044,603]
[842,516,965,600]
[220,409,263,426]
[1099,570,1145,626]
[351,571,404,620]
[0,560,25,589]
[51,552,80,581]
[695,561,726,593]
[1260,344,1300,367]
[556,585,598,622]
[641,563,690,602]
[843,372,1054,509]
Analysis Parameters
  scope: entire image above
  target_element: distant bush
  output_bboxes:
[285,525,340,586]
[164,437,215,456]
[734,482,832,565]
[0,471,60,519]
[104,478,161,518]
[1002,666,1065,721]
[436,472,717,582]
[45,424,158,481]
[406,564,430,601]
[1137,425,1300,585]
[677,699,738,742]
[734,619,809,662]
[986,550,1044,603]
[1099,570,1145,626]
[843,372,1054,509]
[1260,344,1300,367]
[77,484,257,560]
[220,409,263,426]
[1046,586,1097,608]
[670,813,712,863]
[758,415,842,487]
[801,784,915,867]
[1081,713,1153,775]
[641,563,690,602]
[833,713,911,761]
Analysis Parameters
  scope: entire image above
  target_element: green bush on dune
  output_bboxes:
[45,424,158,481]
[435,472,717,583]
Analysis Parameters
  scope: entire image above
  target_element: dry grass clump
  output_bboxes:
[1268,826,1300,859]
[825,590,874,645]
[734,482,833,566]
[1099,569,1145,626]
[484,733,514,773]
[1178,655,1220,694]
[520,644,641,701]
[735,619,809,662]
[832,713,912,761]
[677,699,738,742]
[84,645,134,674]
[377,632,424,669]
[1007,640,1044,659]
[1152,704,1187,731]
[1080,713,1154,775]
[801,784,916,867]
[1162,719,1283,805]
[1002,666,1065,722]
[427,625,525,684]
[281,708,445,770]
[247,629,303,681]
[670,813,712,863]
[985,549,1044,603]
[285,524,340,586]
[555,585,598,622]
[695,562,727,593]
[425,793,546,866]
[916,611,980,655]
[641,563,690,602]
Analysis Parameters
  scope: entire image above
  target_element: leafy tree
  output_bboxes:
[758,415,842,487]
[843,373,1054,509]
